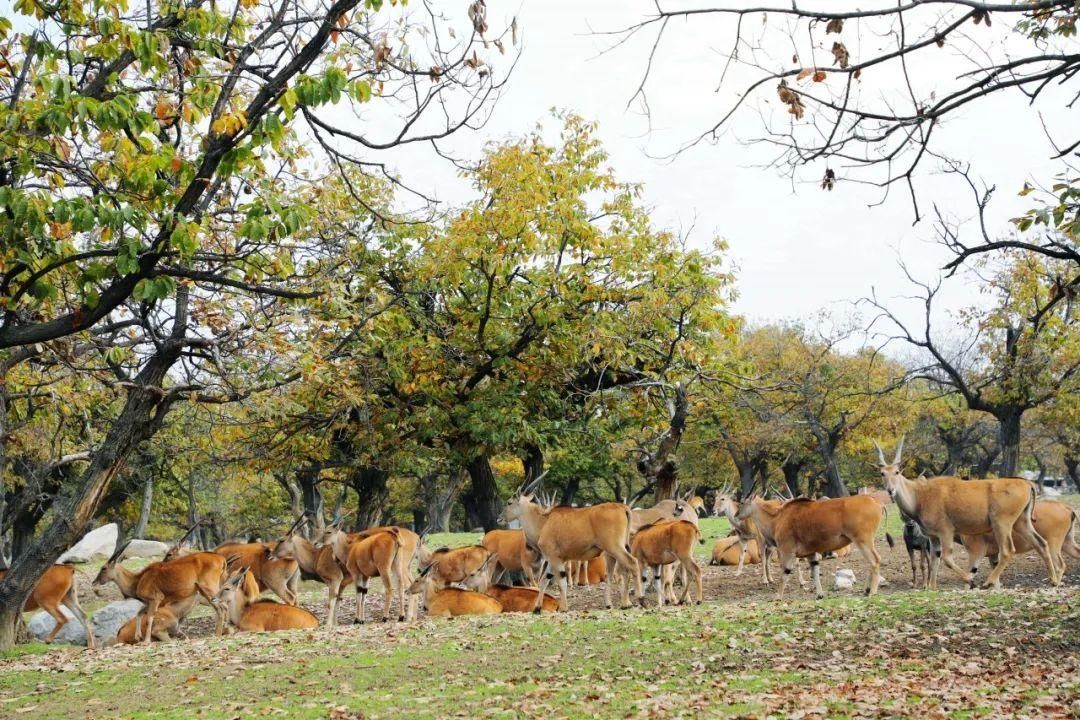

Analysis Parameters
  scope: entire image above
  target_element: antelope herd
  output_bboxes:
[9,437,1078,648]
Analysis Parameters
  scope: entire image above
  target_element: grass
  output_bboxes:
[0,586,1075,719]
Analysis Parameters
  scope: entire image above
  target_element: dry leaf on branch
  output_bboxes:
[813,70,826,82]
[512,16,519,46]
[777,80,806,119]
[831,42,850,69]
[373,39,392,71]
[825,18,843,34]
[468,0,488,35]
[820,168,836,191]
[797,68,814,81]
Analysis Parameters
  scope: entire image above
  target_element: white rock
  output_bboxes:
[122,539,169,559]
[58,523,118,563]
[834,568,856,589]
[27,598,144,645]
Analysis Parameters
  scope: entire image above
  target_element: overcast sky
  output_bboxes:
[367,0,1073,334]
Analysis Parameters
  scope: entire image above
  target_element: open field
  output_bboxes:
[1,501,1077,719]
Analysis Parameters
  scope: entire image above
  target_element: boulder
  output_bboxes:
[834,568,856,590]
[58,523,117,563]
[28,598,144,645]
[123,539,170,559]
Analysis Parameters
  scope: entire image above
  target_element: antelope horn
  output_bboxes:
[174,520,203,548]
[107,539,133,565]
[873,441,888,466]
[284,514,309,536]
[522,469,548,495]
[893,436,905,466]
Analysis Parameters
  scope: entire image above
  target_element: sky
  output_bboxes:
[352,0,1073,334]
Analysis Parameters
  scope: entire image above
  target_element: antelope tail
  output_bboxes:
[881,505,896,549]
[1016,484,1039,557]
[1064,509,1080,560]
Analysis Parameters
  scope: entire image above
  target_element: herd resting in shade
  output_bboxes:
[8,438,1078,648]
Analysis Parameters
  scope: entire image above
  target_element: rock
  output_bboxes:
[834,568,856,590]
[58,523,118,563]
[28,598,144,645]
[122,539,169,559]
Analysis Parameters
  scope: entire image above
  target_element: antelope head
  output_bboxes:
[712,484,738,519]
[92,540,133,589]
[270,514,309,560]
[874,436,906,496]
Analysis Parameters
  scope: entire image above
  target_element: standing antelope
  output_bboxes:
[481,529,540,585]
[0,564,94,648]
[736,490,892,599]
[212,568,319,632]
[712,487,770,580]
[132,551,229,642]
[630,520,703,607]
[875,438,1059,589]
[271,518,353,628]
[902,517,937,589]
[501,480,642,612]
[317,525,404,623]
[961,500,1077,587]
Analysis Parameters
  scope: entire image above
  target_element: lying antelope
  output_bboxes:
[736,489,892,599]
[212,568,319,632]
[481,529,540,585]
[571,555,607,586]
[113,607,182,645]
[416,544,493,591]
[501,483,642,612]
[630,520,703,607]
[317,525,404,623]
[133,551,229,642]
[710,535,761,566]
[0,564,94,648]
[211,539,299,605]
[962,500,1078,587]
[407,564,503,617]
[876,438,1059,588]
[271,518,353,628]
[483,584,560,613]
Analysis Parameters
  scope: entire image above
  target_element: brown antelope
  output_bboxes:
[630,519,703,606]
[416,544,493,591]
[858,486,893,506]
[483,584,560,613]
[317,525,404,623]
[406,565,503,617]
[962,500,1078,587]
[211,540,299,605]
[160,521,206,561]
[313,519,419,621]
[0,564,94,648]
[481,529,540,585]
[271,518,353,628]
[572,555,607,585]
[736,488,892,599]
[710,535,761,566]
[630,496,699,533]
[132,551,229,642]
[875,438,1060,589]
[113,607,182,645]
[500,481,642,612]
[212,568,319,632]
[712,486,771,580]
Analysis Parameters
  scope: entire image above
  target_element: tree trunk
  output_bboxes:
[974,442,999,479]
[0,385,7,566]
[635,382,688,504]
[996,410,1023,477]
[349,467,389,530]
[0,330,184,649]
[1064,457,1079,491]
[275,473,302,521]
[297,467,323,535]
[737,461,756,498]
[10,510,40,563]
[462,455,500,532]
[781,459,805,497]
[132,476,153,540]
[522,444,544,485]
[420,469,463,534]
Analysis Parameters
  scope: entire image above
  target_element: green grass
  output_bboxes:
[0,587,1074,719]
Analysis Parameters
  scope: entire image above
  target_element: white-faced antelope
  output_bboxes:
[212,567,319,632]
[875,438,1059,589]
[415,544,493,591]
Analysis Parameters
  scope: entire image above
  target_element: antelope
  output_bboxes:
[736,487,892,599]
[630,496,699,533]
[161,521,205,561]
[481,529,540,585]
[113,607,182,645]
[858,486,893,506]
[710,534,761,566]
[875,438,1060,589]
[212,567,319,632]
[211,539,299,605]
[313,519,419,621]
[415,544,493,591]
[572,555,607,585]
[712,486,769,580]
[406,562,503,617]
[317,525,404,623]
[902,517,937,589]
[500,479,642,612]
[483,584,560,613]
[93,541,199,629]
[962,500,1078,587]
[0,564,94,648]
[132,551,229,642]
[688,496,705,515]
[630,519,703,607]
[271,517,353,628]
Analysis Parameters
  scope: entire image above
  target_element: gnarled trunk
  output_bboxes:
[297,467,323,536]
[996,410,1022,478]
[461,455,500,532]
[781,458,806,498]
[132,476,153,540]
[350,466,389,530]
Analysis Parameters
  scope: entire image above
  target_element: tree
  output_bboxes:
[869,253,1080,476]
